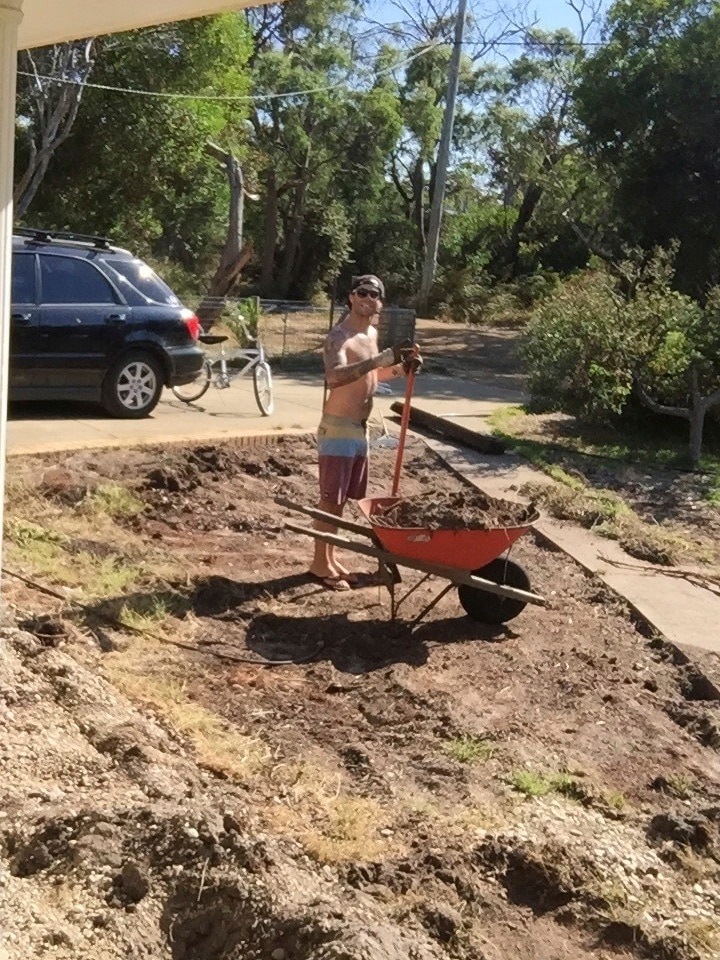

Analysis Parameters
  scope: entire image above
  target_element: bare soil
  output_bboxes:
[2,431,720,960]
[369,491,538,530]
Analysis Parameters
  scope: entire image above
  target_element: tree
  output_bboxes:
[23,16,253,280]
[14,40,96,217]
[473,26,609,283]
[576,0,720,297]
[196,143,255,329]
[245,0,402,299]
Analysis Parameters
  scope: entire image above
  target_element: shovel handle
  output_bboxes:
[391,349,418,497]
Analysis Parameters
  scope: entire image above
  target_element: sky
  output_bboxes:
[367,0,610,43]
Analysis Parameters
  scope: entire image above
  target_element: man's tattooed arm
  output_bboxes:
[325,348,395,388]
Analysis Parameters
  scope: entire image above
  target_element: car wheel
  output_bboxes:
[102,351,164,418]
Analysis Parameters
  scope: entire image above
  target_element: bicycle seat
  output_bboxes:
[199,334,229,345]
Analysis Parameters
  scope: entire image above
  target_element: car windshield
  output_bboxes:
[106,259,180,305]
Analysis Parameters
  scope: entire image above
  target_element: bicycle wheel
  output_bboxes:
[253,361,274,415]
[172,359,212,402]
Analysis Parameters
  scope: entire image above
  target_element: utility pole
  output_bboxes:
[418,0,468,315]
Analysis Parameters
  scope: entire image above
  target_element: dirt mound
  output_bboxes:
[4,436,720,960]
[0,628,451,960]
[370,490,538,530]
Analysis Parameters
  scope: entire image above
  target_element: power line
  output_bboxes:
[17,40,444,103]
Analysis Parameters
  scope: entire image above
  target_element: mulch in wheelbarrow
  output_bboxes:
[369,490,537,530]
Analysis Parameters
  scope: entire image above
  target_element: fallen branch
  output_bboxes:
[597,555,720,598]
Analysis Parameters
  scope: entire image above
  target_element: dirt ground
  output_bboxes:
[2,427,720,960]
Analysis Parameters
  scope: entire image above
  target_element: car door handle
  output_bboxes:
[104,313,127,325]
[11,312,32,325]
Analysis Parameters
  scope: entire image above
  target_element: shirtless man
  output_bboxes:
[310,274,421,590]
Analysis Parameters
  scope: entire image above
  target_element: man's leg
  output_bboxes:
[309,498,347,583]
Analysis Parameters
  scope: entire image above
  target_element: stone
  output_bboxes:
[118,862,150,903]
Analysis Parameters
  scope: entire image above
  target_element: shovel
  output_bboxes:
[390,347,420,496]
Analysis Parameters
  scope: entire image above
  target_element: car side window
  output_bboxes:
[40,255,119,305]
[12,253,36,303]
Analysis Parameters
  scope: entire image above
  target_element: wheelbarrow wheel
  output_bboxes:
[458,557,531,624]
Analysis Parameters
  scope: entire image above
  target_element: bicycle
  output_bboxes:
[172,325,274,415]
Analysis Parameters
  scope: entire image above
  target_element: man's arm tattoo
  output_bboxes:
[326,354,385,388]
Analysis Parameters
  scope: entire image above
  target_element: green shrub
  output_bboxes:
[524,269,631,420]
[523,247,716,429]
[226,297,260,345]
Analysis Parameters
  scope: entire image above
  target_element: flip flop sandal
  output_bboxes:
[311,574,352,592]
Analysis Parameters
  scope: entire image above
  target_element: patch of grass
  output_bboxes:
[267,760,402,863]
[5,525,143,597]
[703,464,720,507]
[520,479,691,566]
[116,590,190,632]
[603,790,627,811]
[104,667,270,781]
[303,796,390,863]
[488,406,694,470]
[82,483,145,519]
[488,405,526,431]
[682,918,720,954]
[510,769,583,799]
[661,772,695,799]
[82,558,144,598]
[6,517,64,546]
[599,881,630,908]
[444,733,497,764]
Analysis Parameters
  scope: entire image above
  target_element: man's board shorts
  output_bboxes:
[317,413,369,505]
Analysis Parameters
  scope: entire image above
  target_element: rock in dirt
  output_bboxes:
[369,490,537,530]
[418,903,462,943]
[647,812,716,852]
[39,467,89,504]
[116,862,150,903]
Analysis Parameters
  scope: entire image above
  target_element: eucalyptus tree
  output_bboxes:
[576,0,720,296]
[22,15,253,276]
[245,0,402,298]
[14,39,96,217]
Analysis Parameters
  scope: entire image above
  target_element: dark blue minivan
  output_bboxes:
[10,228,204,417]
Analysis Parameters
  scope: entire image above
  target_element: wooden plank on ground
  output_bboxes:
[389,402,506,455]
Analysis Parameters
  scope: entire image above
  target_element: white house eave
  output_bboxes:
[18,0,265,49]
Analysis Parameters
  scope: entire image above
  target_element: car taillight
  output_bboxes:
[182,310,202,340]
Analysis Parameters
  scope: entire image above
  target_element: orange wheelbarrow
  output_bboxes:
[279,496,544,626]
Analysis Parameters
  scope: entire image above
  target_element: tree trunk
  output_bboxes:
[487,180,543,282]
[259,169,279,298]
[634,364,720,466]
[410,157,426,256]
[276,149,311,297]
[688,365,708,467]
[196,143,253,330]
[688,404,705,467]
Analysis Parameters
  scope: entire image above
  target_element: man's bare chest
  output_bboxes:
[344,332,376,363]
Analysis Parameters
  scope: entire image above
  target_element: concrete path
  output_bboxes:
[6,371,720,656]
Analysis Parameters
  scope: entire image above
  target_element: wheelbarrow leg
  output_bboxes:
[410,582,455,630]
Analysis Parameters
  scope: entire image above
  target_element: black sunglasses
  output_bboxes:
[354,288,381,299]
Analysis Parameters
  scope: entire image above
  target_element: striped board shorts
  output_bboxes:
[317,413,369,505]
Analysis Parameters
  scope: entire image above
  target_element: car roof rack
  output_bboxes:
[15,227,113,250]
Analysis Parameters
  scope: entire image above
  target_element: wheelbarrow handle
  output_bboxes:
[275,497,374,538]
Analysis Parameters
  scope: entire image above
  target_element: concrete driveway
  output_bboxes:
[6,371,523,457]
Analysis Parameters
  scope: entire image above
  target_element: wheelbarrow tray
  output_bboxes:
[357,496,538,571]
